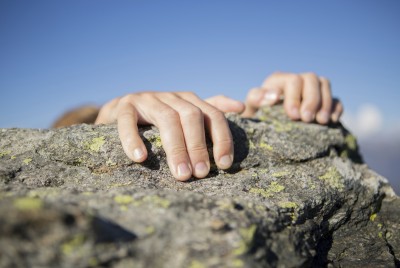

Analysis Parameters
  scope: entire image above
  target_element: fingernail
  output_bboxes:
[133,148,144,160]
[219,155,233,169]
[261,91,278,106]
[331,113,339,123]
[302,110,314,122]
[195,162,209,176]
[319,111,330,124]
[290,107,300,119]
[177,162,191,178]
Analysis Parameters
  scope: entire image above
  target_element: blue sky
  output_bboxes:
[1,0,399,129]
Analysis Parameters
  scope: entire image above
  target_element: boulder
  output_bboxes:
[0,106,398,268]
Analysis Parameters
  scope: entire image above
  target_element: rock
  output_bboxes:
[0,105,398,268]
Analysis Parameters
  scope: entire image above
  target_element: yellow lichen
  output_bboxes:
[319,167,344,190]
[259,141,273,151]
[377,223,383,229]
[232,259,244,267]
[279,201,298,209]
[62,234,85,255]
[0,150,11,158]
[106,159,117,166]
[10,155,16,159]
[345,134,357,151]
[142,195,171,208]
[249,140,256,150]
[189,260,205,268]
[233,224,257,256]
[378,231,383,238]
[272,120,295,132]
[108,181,133,189]
[14,197,43,211]
[22,158,32,165]
[149,134,163,148]
[145,226,155,235]
[271,171,289,178]
[370,213,377,222]
[114,195,133,205]
[86,136,105,152]
[250,181,285,198]
[88,257,98,267]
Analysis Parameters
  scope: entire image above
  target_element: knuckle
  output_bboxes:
[187,142,208,153]
[160,107,179,120]
[208,108,226,121]
[181,106,202,119]
[168,146,188,158]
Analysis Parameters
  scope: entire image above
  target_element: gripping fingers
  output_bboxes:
[316,77,333,124]
[117,100,148,163]
[180,93,234,170]
[160,93,210,179]
[300,73,322,123]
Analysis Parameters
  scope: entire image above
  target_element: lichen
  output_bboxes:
[148,134,163,148]
[345,134,357,151]
[189,260,205,268]
[319,167,344,190]
[22,158,32,165]
[370,213,377,222]
[145,226,155,235]
[61,234,85,255]
[142,195,171,208]
[85,136,105,152]
[279,201,298,209]
[249,140,256,150]
[0,150,11,158]
[232,259,244,267]
[271,171,289,178]
[272,120,295,132]
[233,224,257,256]
[259,141,273,151]
[13,197,43,211]
[114,195,133,205]
[250,181,285,198]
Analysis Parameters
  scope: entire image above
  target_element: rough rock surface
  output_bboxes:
[0,106,399,268]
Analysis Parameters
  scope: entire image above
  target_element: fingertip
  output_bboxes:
[132,147,148,163]
[316,110,330,125]
[176,162,192,181]
[217,154,233,170]
[285,104,301,121]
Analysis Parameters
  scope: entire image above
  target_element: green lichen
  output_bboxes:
[108,181,133,189]
[10,155,16,160]
[85,136,105,152]
[249,140,256,150]
[232,259,244,267]
[114,195,133,205]
[345,134,357,151]
[272,120,295,132]
[233,224,257,256]
[189,260,205,268]
[271,171,289,178]
[106,159,117,166]
[250,181,285,198]
[62,234,85,255]
[279,201,298,209]
[0,150,11,158]
[148,134,163,148]
[14,197,43,211]
[319,167,344,190]
[370,213,377,222]
[22,158,32,165]
[145,226,155,235]
[142,195,171,208]
[259,141,273,151]
[378,231,383,238]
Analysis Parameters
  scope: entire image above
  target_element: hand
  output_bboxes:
[241,72,343,124]
[95,92,244,181]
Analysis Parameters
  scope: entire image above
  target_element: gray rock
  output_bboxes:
[0,106,398,268]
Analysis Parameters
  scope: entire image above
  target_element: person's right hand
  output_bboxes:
[95,92,244,181]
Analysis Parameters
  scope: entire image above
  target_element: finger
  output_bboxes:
[242,87,264,117]
[205,95,245,114]
[331,98,344,123]
[160,93,210,179]
[136,96,192,181]
[179,92,234,170]
[116,98,148,163]
[300,73,322,122]
[315,77,333,125]
[95,97,121,124]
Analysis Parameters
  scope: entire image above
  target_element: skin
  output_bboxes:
[95,72,343,181]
